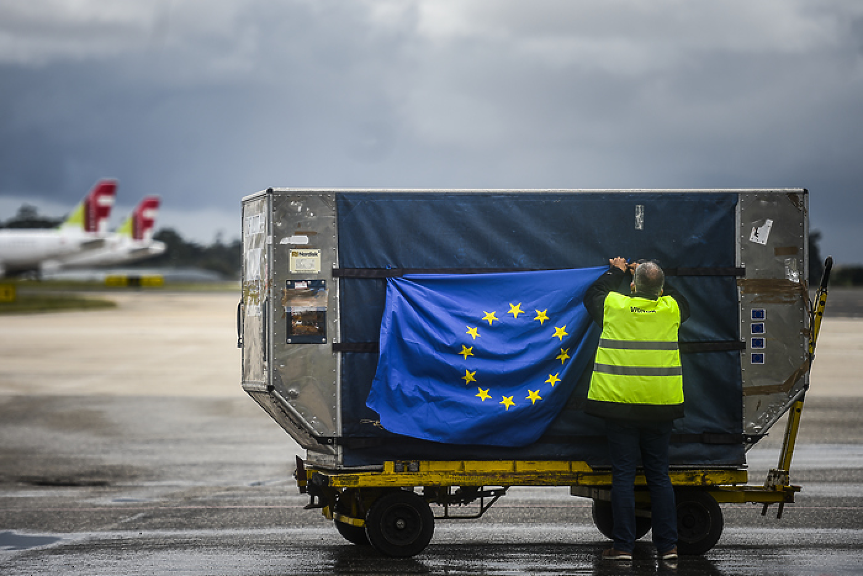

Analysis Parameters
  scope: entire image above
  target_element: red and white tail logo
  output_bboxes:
[85,179,117,233]
[133,196,160,241]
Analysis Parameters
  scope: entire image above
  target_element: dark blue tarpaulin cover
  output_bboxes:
[336,192,744,467]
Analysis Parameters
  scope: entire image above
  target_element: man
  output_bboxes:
[583,257,690,561]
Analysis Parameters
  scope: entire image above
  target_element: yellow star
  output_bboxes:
[482,311,498,326]
[466,326,480,340]
[476,387,491,401]
[546,373,561,387]
[556,348,571,364]
[500,396,515,411]
[526,389,542,405]
[553,325,568,341]
[459,345,474,360]
[508,303,524,318]
[534,309,549,325]
[462,369,477,385]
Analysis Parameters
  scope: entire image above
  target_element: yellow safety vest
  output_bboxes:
[586,291,684,420]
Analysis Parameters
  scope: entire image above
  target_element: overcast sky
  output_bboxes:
[1,0,861,264]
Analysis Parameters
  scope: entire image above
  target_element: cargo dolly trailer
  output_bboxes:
[239,189,828,557]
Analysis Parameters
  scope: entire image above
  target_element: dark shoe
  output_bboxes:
[602,548,633,560]
[660,546,678,561]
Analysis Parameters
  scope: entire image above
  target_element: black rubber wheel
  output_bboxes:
[334,491,370,546]
[675,490,724,555]
[335,518,370,545]
[591,499,652,540]
[365,490,434,558]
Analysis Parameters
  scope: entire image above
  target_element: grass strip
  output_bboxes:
[0,293,117,315]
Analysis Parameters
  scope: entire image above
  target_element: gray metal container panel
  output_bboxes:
[246,389,324,450]
[738,191,810,437]
[241,191,339,454]
[270,193,340,445]
[241,196,268,386]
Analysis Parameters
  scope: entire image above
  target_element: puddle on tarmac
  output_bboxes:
[0,531,62,551]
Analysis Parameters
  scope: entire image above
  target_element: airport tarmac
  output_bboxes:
[1,289,862,575]
[0,291,243,398]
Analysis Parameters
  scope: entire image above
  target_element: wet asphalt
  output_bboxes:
[1,394,861,575]
[1,290,862,575]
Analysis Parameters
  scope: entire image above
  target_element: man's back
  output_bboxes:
[583,260,687,421]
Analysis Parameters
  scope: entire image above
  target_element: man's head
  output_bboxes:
[632,261,665,299]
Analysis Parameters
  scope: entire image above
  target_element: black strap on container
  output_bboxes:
[333,267,540,278]
[333,266,745,278]
[664,267,746,277]
[333,342,379,353]
[537,433,745,445]
[314,432,747,448]
[679,341,746,353]
[333,340,744,354]
[671,433,745,445]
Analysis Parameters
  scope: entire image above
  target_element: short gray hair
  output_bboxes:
[635,261,665,299]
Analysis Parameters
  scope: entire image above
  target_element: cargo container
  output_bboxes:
[239,188,828,557]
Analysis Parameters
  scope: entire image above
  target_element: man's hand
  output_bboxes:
[609,257,629,272]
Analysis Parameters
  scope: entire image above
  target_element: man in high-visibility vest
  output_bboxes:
[584,257,690,562]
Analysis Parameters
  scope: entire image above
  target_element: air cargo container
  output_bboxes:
[239,188,829,557]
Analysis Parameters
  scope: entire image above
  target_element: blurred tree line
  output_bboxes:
[2,204,241,279]
[1,205,60,228]
[808,231,863,287]
[146,229,241,279]
[830,266,863,286]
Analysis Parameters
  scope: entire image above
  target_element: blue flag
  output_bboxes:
[367,266,606,447]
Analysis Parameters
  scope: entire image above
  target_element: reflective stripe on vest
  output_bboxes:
[593,364,683,377]
[598,338,679,351]
[588,292,683,406]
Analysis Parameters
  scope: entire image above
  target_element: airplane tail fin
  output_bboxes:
[117,196,160,241]
[59,179,118,234]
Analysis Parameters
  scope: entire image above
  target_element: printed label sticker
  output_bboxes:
[749,219,773,245]
[290,249,322,274]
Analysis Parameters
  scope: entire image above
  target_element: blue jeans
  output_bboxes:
[604,419,677,554]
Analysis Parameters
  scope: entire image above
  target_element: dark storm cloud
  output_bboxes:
[0,1,861,261]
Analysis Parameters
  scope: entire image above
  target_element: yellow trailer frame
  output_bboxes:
[298,451,797,557]
[296,257,831,558]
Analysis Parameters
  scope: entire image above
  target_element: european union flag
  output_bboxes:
[367,266,606,447]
